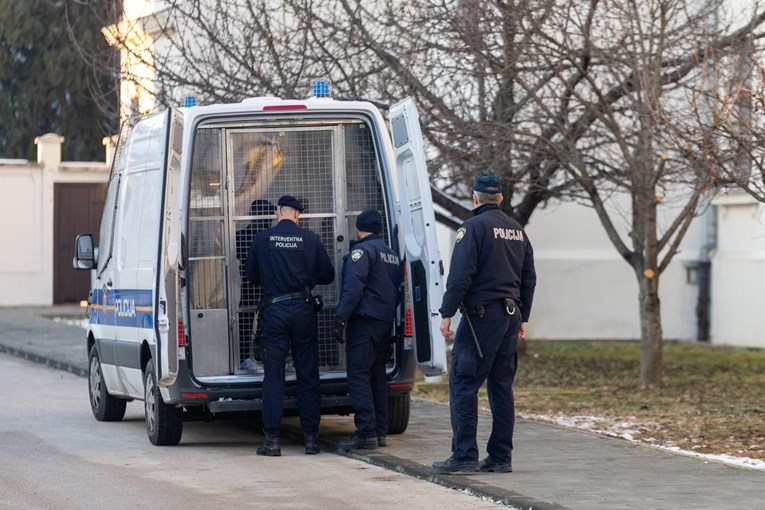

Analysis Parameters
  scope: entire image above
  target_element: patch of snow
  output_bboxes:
[51,317,90,330]
[519,412,765,471]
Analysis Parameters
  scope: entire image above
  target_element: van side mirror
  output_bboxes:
[73,234,97,270]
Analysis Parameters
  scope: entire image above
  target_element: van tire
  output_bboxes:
[88,345,127,421]
[387,391,411,434]
[144,359,183,446]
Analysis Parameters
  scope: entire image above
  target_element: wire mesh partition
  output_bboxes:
[344,123,389,244]
[188,128,227,311]
[189,119,388,376]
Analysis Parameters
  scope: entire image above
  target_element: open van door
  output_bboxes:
[389,98,446,376]
[156,108,184,386]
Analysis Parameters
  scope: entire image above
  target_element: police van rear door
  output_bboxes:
[156,108,184,386]
[388,98,446,376]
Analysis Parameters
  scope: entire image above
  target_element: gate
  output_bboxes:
[53,182,107,304]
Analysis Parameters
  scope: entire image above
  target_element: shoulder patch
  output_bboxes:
[455,227,467,243]
[351,249,364,262]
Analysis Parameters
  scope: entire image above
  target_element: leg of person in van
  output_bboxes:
[258,309,290,457]
[289,302,321,454]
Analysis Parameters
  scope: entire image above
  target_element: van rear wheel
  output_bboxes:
[88,345,127,421]
[387,391,411,434]
[144,359,183,446]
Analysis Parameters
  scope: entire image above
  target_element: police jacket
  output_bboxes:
[439,204,536,321]
[246,219,335,301]
[335,234,402,323]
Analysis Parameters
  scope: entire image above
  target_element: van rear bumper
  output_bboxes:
[206,395,355,414]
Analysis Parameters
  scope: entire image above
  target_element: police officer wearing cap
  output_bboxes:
[246,195,335,456]
[432,175,536,474]
[332,210,402,450]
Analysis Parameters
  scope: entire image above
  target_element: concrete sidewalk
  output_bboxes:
[1,306,762,510]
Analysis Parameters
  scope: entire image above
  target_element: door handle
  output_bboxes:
[106,279,113,287]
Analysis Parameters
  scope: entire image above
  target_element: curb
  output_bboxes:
[0,343,87,377]
[278,425,570,510]
[334,447,572,510]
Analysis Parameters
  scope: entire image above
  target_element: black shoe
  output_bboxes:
[338,433,378,450]
[432,456,479,474]
[377,436,387,447]
[256,431,281,457]
[479,456,512,473]
[304,433,320,455]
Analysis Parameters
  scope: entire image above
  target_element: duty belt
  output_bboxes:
[465,298,516,318]
[266,291,308,306]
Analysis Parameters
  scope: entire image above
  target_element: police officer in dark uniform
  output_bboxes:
[332,210,402,450]
[432,175,536,474]
[245,195,335,456]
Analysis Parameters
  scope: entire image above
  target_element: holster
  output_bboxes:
[504,298,516,316]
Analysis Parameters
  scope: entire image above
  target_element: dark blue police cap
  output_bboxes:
[356,210,383,234]
[473,174,502,194]
[277,195,304,213]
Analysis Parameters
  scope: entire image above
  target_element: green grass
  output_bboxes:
[414,340,765,461]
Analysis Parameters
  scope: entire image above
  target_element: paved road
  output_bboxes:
[1,306,764,510]
[0,355,503,510]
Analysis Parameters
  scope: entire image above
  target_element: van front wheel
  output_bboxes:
[88,345,127,421]
[387,391,411,434]
[144,359,183,446]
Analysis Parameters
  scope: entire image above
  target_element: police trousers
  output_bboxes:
[260,299,320,434]
[449,304,521,463]
[345,317,391,439]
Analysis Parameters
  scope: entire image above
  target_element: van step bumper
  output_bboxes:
[206,395,354,414]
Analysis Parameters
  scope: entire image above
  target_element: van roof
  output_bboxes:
[182,97,385,123]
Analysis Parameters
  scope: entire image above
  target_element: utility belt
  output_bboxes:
[464,298,516,318]
[250,289,323,363]
[263,288,323,311]
[266,291,308,306]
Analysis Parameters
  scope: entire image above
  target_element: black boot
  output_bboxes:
[257,430,281,457]
[338,433,378,450]
[304,433,320,455]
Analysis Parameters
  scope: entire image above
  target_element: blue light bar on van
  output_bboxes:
[182,95,197,107]
[312,79,331,98]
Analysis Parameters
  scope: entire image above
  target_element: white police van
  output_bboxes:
[73,84,445,445]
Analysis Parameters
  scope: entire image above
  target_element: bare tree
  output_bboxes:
[78,0,586,227]
[510,0,765,386]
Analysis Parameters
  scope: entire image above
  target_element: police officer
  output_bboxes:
[432,175,536,474]
[332,210,402,450]
[246,195,335,456]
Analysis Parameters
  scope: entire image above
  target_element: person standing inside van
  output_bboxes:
[246,195,335,456]
[332,210,402,450]
[236,199,274,369]
[432,175,536,474]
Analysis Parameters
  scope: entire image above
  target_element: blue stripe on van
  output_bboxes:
[90,288,154,329]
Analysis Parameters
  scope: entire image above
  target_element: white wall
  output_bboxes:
[0,135,109,306]
[521,199,705,341]
[711,194,765,348]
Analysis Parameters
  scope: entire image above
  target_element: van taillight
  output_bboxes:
[177,272,185,346]
[177,319,185,346]
[403,262,413,337]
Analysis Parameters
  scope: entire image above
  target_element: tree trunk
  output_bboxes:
[638,273,663,387]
